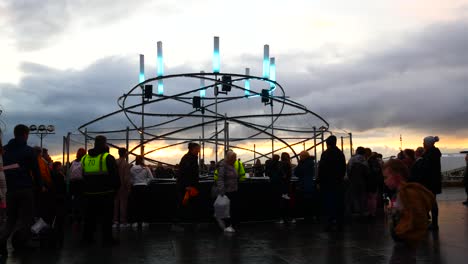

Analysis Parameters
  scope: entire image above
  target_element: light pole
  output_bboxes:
[29,124,55,150]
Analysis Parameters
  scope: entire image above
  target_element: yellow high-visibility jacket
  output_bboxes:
[214,160,246,181]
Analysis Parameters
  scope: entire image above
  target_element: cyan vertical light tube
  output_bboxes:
[157,41,164,95]
[263,45,270,78]
[200,71,206,98]
[245,68,250,96]
[139,54,145,83]
[213,36,220,73]
[269,57,276,91]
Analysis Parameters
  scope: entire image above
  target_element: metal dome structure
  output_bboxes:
[78,38,331,166]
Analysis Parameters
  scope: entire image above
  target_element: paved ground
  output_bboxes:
[2,188,468,264]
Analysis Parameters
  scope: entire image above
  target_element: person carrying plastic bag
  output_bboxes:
[215,150,238,233]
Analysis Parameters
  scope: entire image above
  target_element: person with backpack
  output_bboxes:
[69,148,86,230]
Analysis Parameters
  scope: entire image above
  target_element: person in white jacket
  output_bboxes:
[130,156,154,228]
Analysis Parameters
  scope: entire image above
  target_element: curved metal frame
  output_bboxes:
[78,72,329,164]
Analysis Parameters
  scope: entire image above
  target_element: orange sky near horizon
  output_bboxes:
[50,131,468,165]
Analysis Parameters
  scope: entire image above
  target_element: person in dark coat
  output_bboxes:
[317,135,346,231]
[461,152,468,206]
[175,143,200,226]
[347,147,369,215]
[367,153,382,217]
[409,147,425,183]
[0,124,44,256]
[294,151,318,222]
[421,136,442,230]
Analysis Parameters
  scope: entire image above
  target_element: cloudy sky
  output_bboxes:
[1,0,468,163]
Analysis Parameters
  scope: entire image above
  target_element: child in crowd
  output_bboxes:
[383,159,435,244]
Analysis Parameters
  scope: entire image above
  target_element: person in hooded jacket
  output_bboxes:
[129,155,153,228]
[80,135,120,245]
[421,136,442,231]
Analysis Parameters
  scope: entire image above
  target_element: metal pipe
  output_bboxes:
[341,136,344,152]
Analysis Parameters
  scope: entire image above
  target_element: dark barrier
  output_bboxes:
[138,177,310,223]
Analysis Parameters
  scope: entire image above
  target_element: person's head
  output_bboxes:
[33,146,42,157]
[280,152,290,163]
[415,147,425,159]
[423,136,439,150]
[364,148,372,159]
[76,148,86,161]
[14,124,29,140]
[383,159,409,190]
[255,159,261,165]
[397,151,405,160]
[325,135,337,148]
[403,149,415,161]
[118,148,127,158]
[465,153,468,163]
[272,154,280,162]
[188,142,200,156]
[225,150,237,165]
[94,135,107,150]
[355,147,366,156]
[52,161,62,171]
[135,155,145,166]
[299,151,310,161]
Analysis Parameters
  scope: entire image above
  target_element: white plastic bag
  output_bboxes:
[213,194,230,219]
[31,218,49,234]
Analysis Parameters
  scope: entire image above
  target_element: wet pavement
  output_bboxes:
[2,187,468,264]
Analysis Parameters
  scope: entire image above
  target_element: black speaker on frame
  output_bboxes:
[261,89,270,103]
[221,75,232,92]
[144,85,153,99]
[192,96,201,108]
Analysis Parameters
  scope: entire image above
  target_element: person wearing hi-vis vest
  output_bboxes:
[214,159,246,182]
[81,135,120,246]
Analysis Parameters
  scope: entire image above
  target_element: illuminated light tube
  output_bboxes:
[245,68,250,96]
[213,36,220,73]
[263,45,269,78]
[269,57,276,91]
[200,71,206,98]
[157,41,164,95]
[139,54,145,83]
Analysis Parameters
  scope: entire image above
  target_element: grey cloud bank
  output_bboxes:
[1,17,468,156]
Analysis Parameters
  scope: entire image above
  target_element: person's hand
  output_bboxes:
[41,186,47,192]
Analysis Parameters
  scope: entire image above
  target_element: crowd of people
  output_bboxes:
[0,123,466,258]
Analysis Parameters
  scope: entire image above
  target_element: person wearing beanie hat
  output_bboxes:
[423,136,439,147]
[421,136,442,231]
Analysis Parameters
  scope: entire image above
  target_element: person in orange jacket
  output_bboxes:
[383,159,435,245]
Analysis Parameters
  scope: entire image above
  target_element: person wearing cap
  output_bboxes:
[421,136,442,230]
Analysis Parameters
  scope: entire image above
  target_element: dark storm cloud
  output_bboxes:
[4,0,154,51]
[277,19,468,134]
[2,17,468,155]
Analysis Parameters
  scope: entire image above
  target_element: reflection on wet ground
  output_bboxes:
[3,188,468,264]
